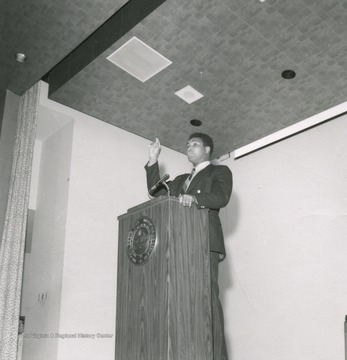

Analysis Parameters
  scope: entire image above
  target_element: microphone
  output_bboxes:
[148,174,170,195]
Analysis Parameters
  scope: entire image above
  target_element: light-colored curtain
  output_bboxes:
[0,82,40,359]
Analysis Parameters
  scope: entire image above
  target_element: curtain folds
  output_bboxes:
[0,82,40,359]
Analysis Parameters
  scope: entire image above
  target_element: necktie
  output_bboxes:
[183,168,195,193]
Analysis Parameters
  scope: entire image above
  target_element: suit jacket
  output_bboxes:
[145,162,233,259]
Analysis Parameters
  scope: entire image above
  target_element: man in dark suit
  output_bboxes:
[145,133,233,360]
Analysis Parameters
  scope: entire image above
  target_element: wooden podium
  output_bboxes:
[115,196,213,360]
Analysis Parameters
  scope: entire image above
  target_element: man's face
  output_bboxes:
[186,137,210,166]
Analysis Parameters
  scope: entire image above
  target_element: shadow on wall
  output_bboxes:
[224,191,240,239]
[219,191,240,360]
[219,191,240,291]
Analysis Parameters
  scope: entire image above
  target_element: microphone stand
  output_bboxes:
[163,182,171,197]
[148,181,170,199]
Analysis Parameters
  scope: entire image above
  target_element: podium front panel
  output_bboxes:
[116,197,212,360]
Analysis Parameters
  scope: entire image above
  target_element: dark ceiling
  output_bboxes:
[2,0,347,158]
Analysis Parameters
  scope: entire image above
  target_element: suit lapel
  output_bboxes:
[174,174,190,196]
[186,164,213,193]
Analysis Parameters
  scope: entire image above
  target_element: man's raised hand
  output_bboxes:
[148,138,161,165]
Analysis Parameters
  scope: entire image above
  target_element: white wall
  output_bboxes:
[220,115,347,360]
[36,82,189,360]
[24,81,347,360]
[22,118,74,360]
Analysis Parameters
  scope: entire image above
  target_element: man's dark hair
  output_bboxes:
[189,132,214,155]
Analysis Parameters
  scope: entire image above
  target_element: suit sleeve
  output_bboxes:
[194,165,233,210]
[145,161,169,197]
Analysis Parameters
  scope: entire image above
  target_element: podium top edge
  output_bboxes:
[118,196,179,220]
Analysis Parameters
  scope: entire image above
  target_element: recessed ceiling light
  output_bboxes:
[174,85,204,104]
[16,53,27,63]
[281,69,296,79]
[190,119,202,127]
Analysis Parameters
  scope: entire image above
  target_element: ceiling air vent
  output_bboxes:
[174,85,204,104]
[106,36,172,82]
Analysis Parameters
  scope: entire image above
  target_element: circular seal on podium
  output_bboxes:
[127,216,157,265]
